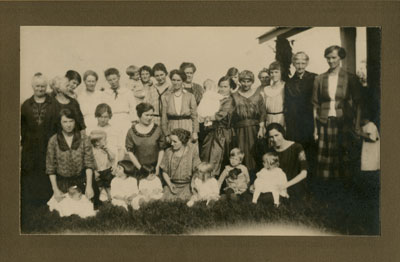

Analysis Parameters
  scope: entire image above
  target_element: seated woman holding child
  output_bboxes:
[161,128,201,201]
[263,123,308,203]
[46,108,100,209]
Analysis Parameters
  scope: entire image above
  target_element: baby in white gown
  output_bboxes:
[197,79,224,126]
[252,152,289,206]
[47,186,97,218]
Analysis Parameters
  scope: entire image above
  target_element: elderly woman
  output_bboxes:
[200,76,235,176]
[21,73,56,206]
[262,61,286,127]
[161,69,199,143]
[313,45,362,179]
[161,128,201,201]
[65,70,82,99]
[125,103,166,175]
[50,75,86,134]
[285,52,318,176]
[46,108,100,208]
[231,70,266,180]
[180,62,204,105]
[265,123,308,201]
[152,63,171,125]
[76,70,103,129]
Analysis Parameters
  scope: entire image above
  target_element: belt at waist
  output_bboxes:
[267,111,284,115]
[171,179,190,184]
[167,114,192,120]
[234,119,259,128]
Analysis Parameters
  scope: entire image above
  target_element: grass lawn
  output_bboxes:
[21,181,380,235]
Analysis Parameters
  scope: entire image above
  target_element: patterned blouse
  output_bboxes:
[46,132,95,177]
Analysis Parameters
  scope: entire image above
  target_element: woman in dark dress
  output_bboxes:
[50,76,86,134]
[266,123,308,202]
[200,76,235,176]
[285,52,318,176]
[125,103,166,176]
[21,73,56,206]
[231,70,266,181]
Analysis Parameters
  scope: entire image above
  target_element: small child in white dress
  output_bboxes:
[131,165,163,210]
[252,152,289,206]
[90,130,115,202]
[187,162,220,207]
[197,79,224,126]
[47,185,97,218]
[110,160,139,210]
[360,118,380,171]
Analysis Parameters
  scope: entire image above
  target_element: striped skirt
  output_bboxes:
[316,117,350,178]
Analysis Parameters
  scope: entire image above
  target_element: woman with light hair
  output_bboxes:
[21,72,55,206]
[231,70,266,182]
[50,75,86,134]
[285,52,317,176]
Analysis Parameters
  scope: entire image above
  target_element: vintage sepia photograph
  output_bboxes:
[20,26,381,235]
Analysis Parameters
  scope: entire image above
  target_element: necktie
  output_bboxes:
[113,89,118,99]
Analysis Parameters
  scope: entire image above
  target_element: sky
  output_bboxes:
[20,26,366,103]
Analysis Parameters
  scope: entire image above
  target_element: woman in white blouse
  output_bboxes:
[312,45,362,179]
[76,70,103,129]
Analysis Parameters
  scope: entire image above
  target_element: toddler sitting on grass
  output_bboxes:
[47,185,97,218]
[187,162,220,207]
[218,148,250,200]
[131,165,163,210]
[110,160,139,210]
[251,152,289,207]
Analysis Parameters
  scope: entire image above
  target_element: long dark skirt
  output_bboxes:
[236,124,261,174]
[316,118,352,178]
[200,127,234,177]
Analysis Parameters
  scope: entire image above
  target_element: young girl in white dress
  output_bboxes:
[197,79,224,126]
[110,160,139,210]
[252,152,289,206]
[262,61,285,127]
[47,185,97,218]
[187,162,220,207]
[131,165,163,210]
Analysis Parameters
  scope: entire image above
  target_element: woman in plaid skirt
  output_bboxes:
[312,45,362,179]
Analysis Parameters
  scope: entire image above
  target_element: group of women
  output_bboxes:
[21,45,363,209]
